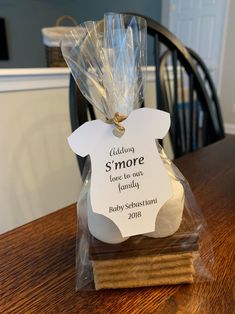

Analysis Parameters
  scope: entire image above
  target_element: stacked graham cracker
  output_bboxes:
[89,211,199,290]
[92,252,195,289]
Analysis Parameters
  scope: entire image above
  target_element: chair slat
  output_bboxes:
[69,74,88,173]
[155,34,161,109]
[180,66,187,154]
[172,50,182,157]
[189,73,194,152]
[165,58,173,111]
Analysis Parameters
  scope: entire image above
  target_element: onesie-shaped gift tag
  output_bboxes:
[68,108,172,237]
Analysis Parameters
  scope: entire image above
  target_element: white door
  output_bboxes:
[164,0,229,90]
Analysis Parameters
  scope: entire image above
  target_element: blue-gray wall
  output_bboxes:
[0,0,162,68]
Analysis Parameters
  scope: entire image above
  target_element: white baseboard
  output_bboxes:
[224,123,235,134]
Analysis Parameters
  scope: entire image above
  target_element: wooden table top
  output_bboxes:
[0,136,234,314]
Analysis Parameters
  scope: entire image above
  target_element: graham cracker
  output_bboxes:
[93,257,193,275]
[94,264,194,281]
[92,252,194,268]
[92,252,196,290]
[94,273,194,290]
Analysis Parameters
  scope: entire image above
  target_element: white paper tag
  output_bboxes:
[68,108,172,237]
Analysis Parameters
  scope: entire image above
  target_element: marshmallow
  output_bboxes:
[144,178,185,238]
[87,189,129,244]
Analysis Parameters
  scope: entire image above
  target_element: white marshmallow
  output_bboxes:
[87,190,129,244]
[144,178,185,238]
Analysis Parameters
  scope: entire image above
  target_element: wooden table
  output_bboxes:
[0,137,234,313]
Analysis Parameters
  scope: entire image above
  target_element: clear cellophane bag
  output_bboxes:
[61,13,214,291]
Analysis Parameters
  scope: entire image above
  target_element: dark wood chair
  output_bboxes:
[69,13,225,172]
[159,48,225,157]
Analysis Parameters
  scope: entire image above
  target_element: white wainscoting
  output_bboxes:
[0,68,75,234]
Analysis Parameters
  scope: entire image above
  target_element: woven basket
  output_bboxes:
[42,15,77,67]
[44,46,66,67]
